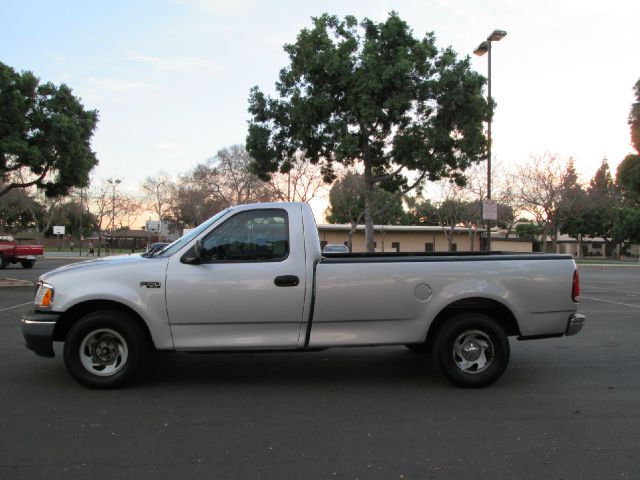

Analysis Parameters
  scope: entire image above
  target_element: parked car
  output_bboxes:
[21,202,584,389]
[0,235,43,269]
[145,242,170,255]
[323,243,349,254]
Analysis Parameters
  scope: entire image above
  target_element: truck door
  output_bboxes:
[165,207,307,349]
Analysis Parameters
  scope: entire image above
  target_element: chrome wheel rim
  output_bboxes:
[79,328,128,377]
[453,329,494,374]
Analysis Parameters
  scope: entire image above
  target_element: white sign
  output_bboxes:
[482,200,498,221]
[53,226,65,235]
[146,220,161,232]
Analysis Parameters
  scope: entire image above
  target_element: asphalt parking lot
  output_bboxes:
[0,258,638,479]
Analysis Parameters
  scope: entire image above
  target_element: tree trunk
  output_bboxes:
[362,137,375,253]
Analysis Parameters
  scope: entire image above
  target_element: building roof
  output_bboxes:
[317,224,486,234]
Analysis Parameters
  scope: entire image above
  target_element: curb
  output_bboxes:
[0,278,34,288]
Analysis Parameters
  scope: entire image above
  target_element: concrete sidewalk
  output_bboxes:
[43,251,141,258]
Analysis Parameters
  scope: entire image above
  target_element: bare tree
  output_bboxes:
[87,181,113,256]
[168,175,226,230]
[513,154,581,252]
[194,145,272,207]
[141,173,175,224]
[264,155,328,203]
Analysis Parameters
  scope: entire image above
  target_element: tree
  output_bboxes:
[0,187,36,233]
[515,154,582,252]
[617,78,640,202]
[168,174,226,229]
[0,62,98,198]
[630,78,640,154]
[326,171,405,250]
[617,154,640,200]
[141,173,175,224]
[578,159,620,253]
[262,154,328,202]
[555,159,587,241]
[57,194,100,242]
[247,13,491,252]
[194,145,272,207]
[516,222,540,241]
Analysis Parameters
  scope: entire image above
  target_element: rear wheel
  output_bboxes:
[20,259,35,269]
[63,310,148,389]
[433,313,510,388]
[0,255,6,269]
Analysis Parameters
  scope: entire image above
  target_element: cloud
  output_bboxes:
[88,77,164,92]
[172,0,252,15]
[125,50,222,72]
[46,50,66,63]
[153,143,175,151]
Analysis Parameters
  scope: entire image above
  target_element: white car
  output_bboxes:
[323,244,349,254]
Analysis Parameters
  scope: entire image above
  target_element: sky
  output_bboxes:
[2,0,639,219]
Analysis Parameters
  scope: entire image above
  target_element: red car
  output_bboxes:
[0,235,44,269]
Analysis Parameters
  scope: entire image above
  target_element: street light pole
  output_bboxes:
[474,29,507,252]
[107,178,121,255]
[79,187,83,257]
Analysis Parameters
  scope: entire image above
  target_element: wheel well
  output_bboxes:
[426,297,520,344]
[52,300,155,348]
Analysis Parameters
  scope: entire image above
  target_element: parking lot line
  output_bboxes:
[0,302,32,312]
[581,296,640,308]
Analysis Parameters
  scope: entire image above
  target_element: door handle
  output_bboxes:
[274,275,299,287]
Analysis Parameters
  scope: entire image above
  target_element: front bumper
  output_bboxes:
[565,313,586,336]
[21,311,60,358]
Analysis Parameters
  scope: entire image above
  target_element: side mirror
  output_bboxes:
[180,239,204,265]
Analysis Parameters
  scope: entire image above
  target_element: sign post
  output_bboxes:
[53,226,65,251]
[482,200,498,251]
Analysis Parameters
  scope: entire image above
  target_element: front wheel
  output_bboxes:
[433,313,510,388]
[0,255,6,269]
[63,310,148,389]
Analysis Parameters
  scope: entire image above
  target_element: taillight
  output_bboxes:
[572,270,580,302]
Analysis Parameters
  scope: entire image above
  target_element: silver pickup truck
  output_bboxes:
[21,202,585,389]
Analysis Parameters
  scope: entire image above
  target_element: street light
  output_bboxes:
[474,29,507,251]
[107,178,121,255]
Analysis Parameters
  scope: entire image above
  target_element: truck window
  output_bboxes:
[201,209,289,262]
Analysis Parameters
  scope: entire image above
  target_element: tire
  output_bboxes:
[20,259,35,269]
[0,255,6,269]
[433,313,510,388]
[63,310,148,389]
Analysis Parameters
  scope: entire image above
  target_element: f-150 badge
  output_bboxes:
[140,281,161,288]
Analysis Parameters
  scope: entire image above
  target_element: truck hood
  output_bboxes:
[40,254,168,283]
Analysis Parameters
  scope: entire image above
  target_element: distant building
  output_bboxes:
[317,224,532,253]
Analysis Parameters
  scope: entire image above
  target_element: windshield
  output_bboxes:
[151,208,230,257]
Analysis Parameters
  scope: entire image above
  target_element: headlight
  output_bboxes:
[34,282,55,309]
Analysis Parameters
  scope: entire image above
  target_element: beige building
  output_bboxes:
[318,224,532,253]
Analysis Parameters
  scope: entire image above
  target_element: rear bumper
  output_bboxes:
[565,313,586,336]
[21,312,60,358]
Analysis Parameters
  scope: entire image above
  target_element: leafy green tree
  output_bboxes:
[617,154,640,200]
[630,78,640,154]
[617,78,640,201]
[0,62,99,198]
[247,13,491,252]
[613,207,640,244]
[404,196,439,226]
[516,222,540,240]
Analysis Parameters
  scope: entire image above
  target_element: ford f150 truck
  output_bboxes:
[0,235,43,269]
[21,202,585,389]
